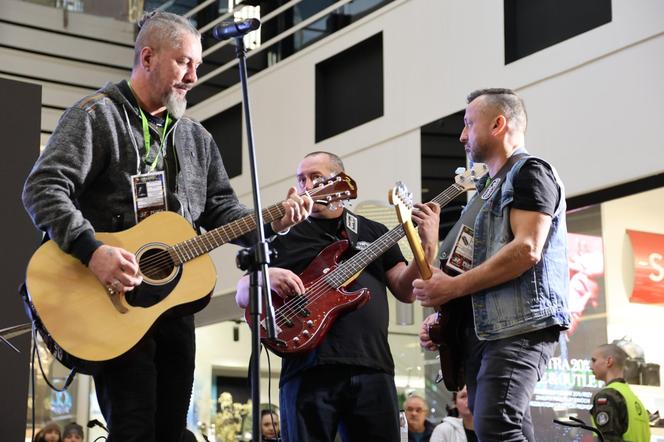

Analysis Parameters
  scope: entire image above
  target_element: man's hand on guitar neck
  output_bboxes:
[412,268,463,307]
[89,245,143,294]
[270,187,314,234]
[411,202,441,264]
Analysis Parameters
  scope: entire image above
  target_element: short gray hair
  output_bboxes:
[304,151,345,174]
[134,11,200,66]
[467,88,528,134]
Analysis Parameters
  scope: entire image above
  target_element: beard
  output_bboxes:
[466,142,488,163]
[165,89,188,119]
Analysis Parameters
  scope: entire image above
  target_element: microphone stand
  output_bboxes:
[231,30,277,440]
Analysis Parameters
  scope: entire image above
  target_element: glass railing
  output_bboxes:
[20,0,394,105]
[148,0,396,106]
[22,0,145,22]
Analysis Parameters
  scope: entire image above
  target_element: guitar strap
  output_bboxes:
[438,152,529,271]
[341,209,360,250]
[304,208,359,250]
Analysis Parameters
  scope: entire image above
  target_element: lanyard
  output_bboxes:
[138,107,170,172]
[128,81,171,172]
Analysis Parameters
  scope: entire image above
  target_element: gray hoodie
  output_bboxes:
[23,81,252,260]
[430,417,467,442]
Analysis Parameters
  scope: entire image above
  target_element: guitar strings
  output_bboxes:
[135,182,347,279]
[271,229,403,328]
[272,185,463,325]
[271,185,465,329]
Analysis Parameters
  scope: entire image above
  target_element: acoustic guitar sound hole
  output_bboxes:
[139,247,175,280]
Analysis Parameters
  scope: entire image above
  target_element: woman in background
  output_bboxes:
[430,387,476,442]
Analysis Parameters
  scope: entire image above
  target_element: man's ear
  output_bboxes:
[140,46,154,71]
[606,356,614,368]
[491,115,508,136]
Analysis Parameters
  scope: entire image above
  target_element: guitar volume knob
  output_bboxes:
[306,320,314,328]
[302,330,310,338]
[293,337,300,344]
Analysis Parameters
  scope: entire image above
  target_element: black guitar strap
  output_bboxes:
[304,208,359,250]
[341,209,360,250]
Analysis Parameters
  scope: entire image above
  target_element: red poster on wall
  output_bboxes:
[626,229,664,304]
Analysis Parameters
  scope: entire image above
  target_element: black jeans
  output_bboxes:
[463,324,559,442]
[93,314,195,442]
[279,365,400,442]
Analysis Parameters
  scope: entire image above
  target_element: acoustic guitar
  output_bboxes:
[248,165,486,356]
[24,173,357,374]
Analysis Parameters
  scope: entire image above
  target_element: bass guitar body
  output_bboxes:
[428,296,467,392]
[247,240,370,356]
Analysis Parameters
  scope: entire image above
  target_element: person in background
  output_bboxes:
[404,395,436,442]
[22,11,311,442]
[590,343,651,441]
[261,409,281,441]
[430,387,476,442]
[62,422,84,442]
[34,421,61,442]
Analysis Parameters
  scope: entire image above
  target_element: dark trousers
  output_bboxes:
[463,324,559,442]
[93,314,195,442]
[279,365,400,442]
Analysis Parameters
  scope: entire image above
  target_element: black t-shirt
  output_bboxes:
[269,211,406,385]
[511,158,560,217]
[453,156,561,320]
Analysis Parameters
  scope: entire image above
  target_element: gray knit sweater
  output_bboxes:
[23,81,252,261]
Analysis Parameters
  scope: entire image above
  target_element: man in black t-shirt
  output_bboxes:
[417,89,570,441]
[236,151,440,442]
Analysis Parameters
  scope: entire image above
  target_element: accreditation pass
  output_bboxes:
[131,171,168,223]
[446,224,474,274]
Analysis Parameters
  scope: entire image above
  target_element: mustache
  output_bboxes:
[174,82,193,91]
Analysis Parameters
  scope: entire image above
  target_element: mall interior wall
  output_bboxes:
[189,0,664,295]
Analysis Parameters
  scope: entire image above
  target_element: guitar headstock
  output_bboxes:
[389,181,433,279]
[454,163,489,190]
[309,172,358,209]
[388,181,414,226]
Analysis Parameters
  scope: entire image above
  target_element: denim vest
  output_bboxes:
[468,152,571,340]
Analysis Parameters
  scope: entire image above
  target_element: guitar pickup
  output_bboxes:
[292,295,310,317]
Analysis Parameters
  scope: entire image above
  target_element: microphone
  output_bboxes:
[87,419,109,433]
[211,18,261,40]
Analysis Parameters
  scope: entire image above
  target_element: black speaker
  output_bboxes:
[0,77,42,441]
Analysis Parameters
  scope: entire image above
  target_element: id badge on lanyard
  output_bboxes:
[130,171,168,223]
[445,224,474,274]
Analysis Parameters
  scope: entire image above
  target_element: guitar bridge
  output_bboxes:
[276,311,294,328]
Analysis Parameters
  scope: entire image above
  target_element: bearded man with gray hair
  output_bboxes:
[23,11,311,441]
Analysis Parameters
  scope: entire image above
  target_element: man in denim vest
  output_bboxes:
[417,88,570,441]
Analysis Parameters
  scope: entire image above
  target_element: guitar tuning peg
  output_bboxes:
[455,167,466,174]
